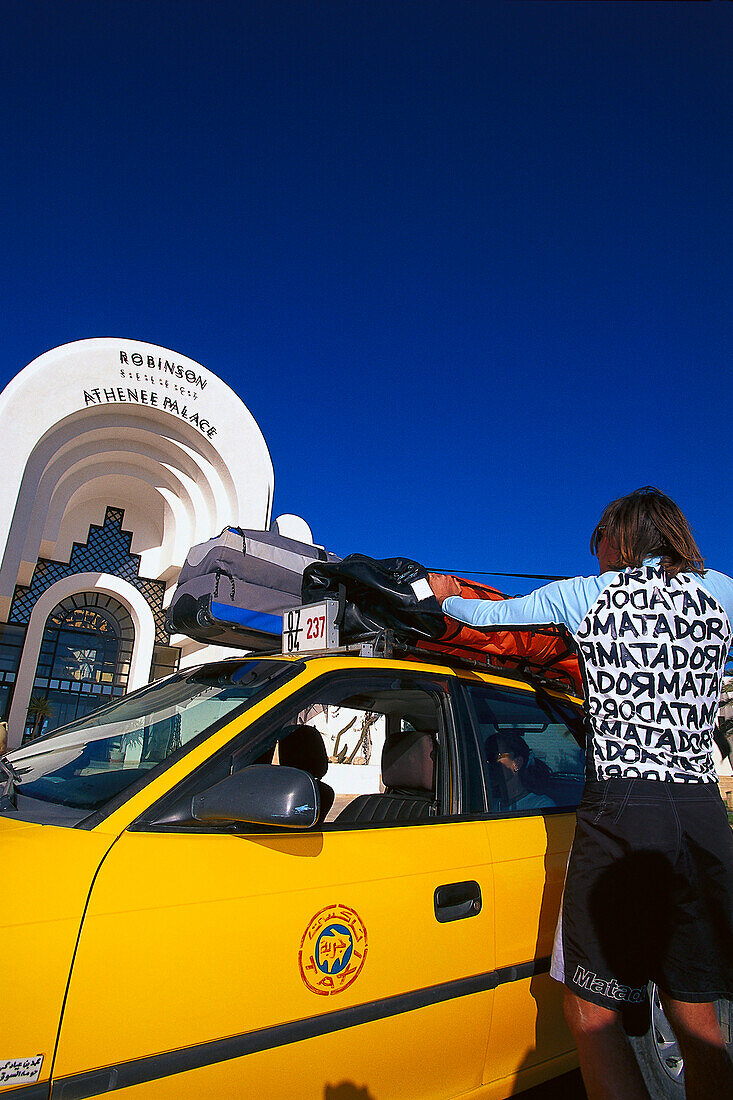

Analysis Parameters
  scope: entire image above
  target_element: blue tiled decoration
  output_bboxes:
[10,508,168,643]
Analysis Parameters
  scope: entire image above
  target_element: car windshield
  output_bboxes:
[5,659,293,811]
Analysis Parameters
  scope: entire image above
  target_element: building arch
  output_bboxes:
[23,425,221,566]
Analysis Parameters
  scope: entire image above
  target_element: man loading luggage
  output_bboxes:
[429,487,733,1100]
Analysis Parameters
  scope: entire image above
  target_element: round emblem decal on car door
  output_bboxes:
[299,903,368,995]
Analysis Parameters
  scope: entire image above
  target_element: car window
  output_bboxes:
[5,660,292,812]
[463,682,585,814]
[229,674,450,828]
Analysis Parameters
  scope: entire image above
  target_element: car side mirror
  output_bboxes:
[191,764,320,829]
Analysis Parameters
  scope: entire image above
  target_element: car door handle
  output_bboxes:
[434,880,482,923]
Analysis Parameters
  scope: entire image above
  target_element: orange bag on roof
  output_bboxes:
[416,576,582,694]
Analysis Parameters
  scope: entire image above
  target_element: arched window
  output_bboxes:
[25,593,134,740]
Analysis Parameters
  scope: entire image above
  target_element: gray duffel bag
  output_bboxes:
[166,527,340,650]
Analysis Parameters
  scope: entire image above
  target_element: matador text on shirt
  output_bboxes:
[442,559,733,783]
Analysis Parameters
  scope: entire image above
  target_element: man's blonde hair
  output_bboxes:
[590,487,704,577]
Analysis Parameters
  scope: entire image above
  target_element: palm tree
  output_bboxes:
[26,695,54,741]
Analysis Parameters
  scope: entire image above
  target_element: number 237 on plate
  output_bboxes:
[282,601,339,653]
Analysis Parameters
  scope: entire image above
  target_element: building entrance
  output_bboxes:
[25,593,134,741]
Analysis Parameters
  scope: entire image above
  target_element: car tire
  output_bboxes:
[629,983,733,1099]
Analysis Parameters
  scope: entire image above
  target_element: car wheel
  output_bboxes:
[629,983,733,1099]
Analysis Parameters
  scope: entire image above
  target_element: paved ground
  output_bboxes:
[517,1069,586,1098]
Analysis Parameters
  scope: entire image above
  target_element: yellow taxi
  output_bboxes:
[0,642,713,1098]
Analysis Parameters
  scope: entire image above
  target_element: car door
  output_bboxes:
[51,663,496,1100]
[458,676,585,1093]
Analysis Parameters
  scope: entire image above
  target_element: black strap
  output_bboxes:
[213,568,236,601]
[430,568,569,581]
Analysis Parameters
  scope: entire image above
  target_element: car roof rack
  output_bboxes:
[284,628,580,695]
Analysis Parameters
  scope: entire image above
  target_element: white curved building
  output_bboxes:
[0,339,308,749]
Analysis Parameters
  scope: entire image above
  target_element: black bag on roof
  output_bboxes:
[301,554,444,641]
[166,528,340,650]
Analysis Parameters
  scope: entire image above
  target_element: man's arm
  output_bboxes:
[428,572,615,635]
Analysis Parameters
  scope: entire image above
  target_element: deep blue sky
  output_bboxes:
[2,2,731,589]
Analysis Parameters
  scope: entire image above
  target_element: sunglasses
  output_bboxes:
[592,524,608,555]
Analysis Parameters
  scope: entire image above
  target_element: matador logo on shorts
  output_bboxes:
[298,904,368,995]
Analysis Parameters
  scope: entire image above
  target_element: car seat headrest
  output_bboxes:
[382,730,435,792]
[278,724,329,780]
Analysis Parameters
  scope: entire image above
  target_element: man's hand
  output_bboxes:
[428,573,462,607]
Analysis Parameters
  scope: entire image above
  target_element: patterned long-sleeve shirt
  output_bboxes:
[443,559,733,782]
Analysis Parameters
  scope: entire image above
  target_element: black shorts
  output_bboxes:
[551,778,733,1010]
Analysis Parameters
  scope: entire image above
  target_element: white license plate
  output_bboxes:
[282,601,339,653]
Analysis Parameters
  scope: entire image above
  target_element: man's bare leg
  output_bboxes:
[563,989,650,1100]
[659,995,733,1100]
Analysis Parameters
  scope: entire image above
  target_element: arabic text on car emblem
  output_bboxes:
[299,903,368,995]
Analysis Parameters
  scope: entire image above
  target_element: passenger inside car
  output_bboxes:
[485,731,555,812]
[464,681,585,813]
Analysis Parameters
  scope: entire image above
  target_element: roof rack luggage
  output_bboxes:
[166,540,582,694]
